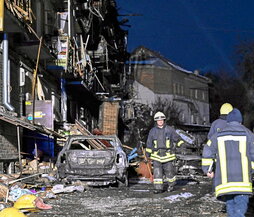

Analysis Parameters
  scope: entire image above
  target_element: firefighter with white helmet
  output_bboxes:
[146,111,184,194]
[153,112,166,121]
[207,103,233,139]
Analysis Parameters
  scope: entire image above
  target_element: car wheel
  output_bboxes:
[56,171,63,181]
[118,171,128,187]
[57,166,66,180]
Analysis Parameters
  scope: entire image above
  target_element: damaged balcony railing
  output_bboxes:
[5,0,35,24]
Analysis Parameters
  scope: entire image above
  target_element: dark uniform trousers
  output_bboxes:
[153,160,176,190]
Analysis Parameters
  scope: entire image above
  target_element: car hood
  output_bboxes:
[66,149,115,169]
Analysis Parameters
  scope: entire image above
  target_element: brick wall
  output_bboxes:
[0,120,18,160]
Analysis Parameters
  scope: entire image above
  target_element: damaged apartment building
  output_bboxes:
[0,0,128,173]
[121,46,210,146]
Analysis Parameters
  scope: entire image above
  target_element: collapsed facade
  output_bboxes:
[0,0,128,173]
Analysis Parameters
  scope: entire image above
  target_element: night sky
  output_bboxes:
[117,0,254,74]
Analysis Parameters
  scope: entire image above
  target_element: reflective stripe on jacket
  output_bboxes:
[202,121,254,198]
[146,125,183,163]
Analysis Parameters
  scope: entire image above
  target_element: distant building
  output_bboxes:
[128,46,210,126]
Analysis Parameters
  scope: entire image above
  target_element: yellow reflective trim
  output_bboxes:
[201,158,213,166]
[153,140,157,149]
[252,162,254,169]
[146,148,152,153]
[217,137,227,184]
[160,157,176,162]
[166,153,175,158]
[166,140,170,148]
[150,155,176,160]
[166,176,176,183]
[216,181,252,191]
[207,140,212,146]
[150,155,176,162]
[0,0,4,31]
[166,153,176,158]
[150,151,176,162]
[151,152,175,158]
[154,178,163,184]
[153,151,159,158]
[151,153,176,159]
[238,136,249,183]
[215,182,252,197]
[216,187,252,197]
[177,140,184,147]
[154,158,175,163]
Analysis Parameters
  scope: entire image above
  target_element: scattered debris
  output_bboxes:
[9,187,34,202]
[164,192,194,202]
[51,184,85,194]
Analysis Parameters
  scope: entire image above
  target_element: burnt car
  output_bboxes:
[56,135,129,186]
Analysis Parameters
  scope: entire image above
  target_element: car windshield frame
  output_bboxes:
[65,135,121,150]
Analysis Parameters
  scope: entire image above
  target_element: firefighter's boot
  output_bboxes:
[167,185,174,192]
[153,189,164,194]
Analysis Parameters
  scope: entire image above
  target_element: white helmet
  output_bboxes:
[154,112,166,121]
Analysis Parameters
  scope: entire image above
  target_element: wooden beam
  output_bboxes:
[31,36,43,124]
[75,120,107,149]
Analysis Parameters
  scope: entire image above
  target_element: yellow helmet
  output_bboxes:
[154,112,166,121]
[14,194,37,210]
[0,207,26,217]
[220,103,233,115]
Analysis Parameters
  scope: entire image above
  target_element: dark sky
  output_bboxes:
[117,0,254,74]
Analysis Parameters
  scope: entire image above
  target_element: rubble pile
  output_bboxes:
[0,174,89,216]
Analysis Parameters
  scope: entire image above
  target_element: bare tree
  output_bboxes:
[123,97,182,148]
[206,72,246,122]
[236,41,254,129]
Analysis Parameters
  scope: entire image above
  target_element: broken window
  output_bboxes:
[70,139,92,150]
[70,138,113,151]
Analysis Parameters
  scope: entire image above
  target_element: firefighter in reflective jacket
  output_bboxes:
[146,112,184,194]
[202,108,254,216]
[207,103,233,139]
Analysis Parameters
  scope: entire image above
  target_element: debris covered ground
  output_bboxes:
[0,177,236,217]
[28,177,226,217]
[1,172,254,216]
